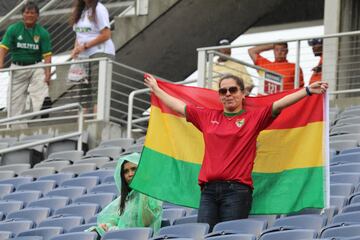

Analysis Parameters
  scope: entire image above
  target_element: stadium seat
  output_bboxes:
[28,196,70,215]
[73,192,115,209]
[0,231,12,240]
[85,147,123,160]
[0,164,31,176]
[38,173,74,186]
[330,134,360,145]
[2,148,42,166]
[61,176,99,191]
[101,227,152,240]
[136,136,146,144]
[173,215,198,225]
[342,203,360,213]
[68,223,95,233]
[59,163,97,176]
[47,141,79,157]
[47,151,84,162]
[157,223,210,239]
[162,208,187,225]
[330,140,358,152]
[49,232,97,240]
[102,175,115,183]
[211,219,267,238]
[271,214,325,232]
[203,234,256,240]
[248,215,277,227]
[99,161,117,169]
[39,215,84,232]
[0,176,33,189]
[0,200,24,215]
[34,160,71,171]
[0,170,16,180]
[330,183,355,196]
[341,147,360,155]
[89,183,118,195]
[331,152,360,165]
[17,180,56,194]
[79,169,114,183]
[19,167,56,179]
[331,163,360,173]
[11,236,45,240]
[123,144,144,154]
[17,227,63,240]
[6,207,50,226]
[332,211,360,224]
[320,223,360,238]
[54,203,100,222]
[87,215,98,224]
[259,229,316,240]
[75,157,110,169]
[330,173,360,185]
[330,195,348,210]
[0,219,34,236]
[0,184,14,198]
[99,138,134,149]
[3,191,42,206]
[349,193,360,204]
[46,186,87,201]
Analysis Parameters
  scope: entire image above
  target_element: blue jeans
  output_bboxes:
[197,181,253,230]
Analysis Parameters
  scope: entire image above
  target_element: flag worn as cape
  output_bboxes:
[131,80,327,214]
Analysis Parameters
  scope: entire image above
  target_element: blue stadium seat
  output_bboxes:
[87,215,97,224]
[46,186,87,201]
[17,227,63,240]
[320,224,360,238]
[59,164,97,176]
[330,195,348,210]
[6,207,50,226]
[17,180,56,194]
[162,208,186,225]
[54,203,100,222]
[248,215,277,228]
[332,211,360,224]
[19,167,56,179]
[34,161,71,172]
[259,229,316,240]
[330,183,355,196]
[101,227,152,240]
[271,214,325,232]
[38,173,74,186]
[0,184,14,198]
[330,173,360,185]
[203,234,256,240]
[79,169,114,183]
[0,231,12,240]
[28,196,70,215]
[341,147,360,155]
[85,147,123,160]
[102,175,115,183]
[0,177,33,190]
[99,138,135,149]
[342,203,360,213]
[331,152,360,165]
[3,191,42,206]
[173,215,198,225]
[73,193,115,209]
[11,237,43,240]
[68,223,95,233]
[39,215,84,233]
[0,219,34,236]
[49,232,97,240]
[61,176,99,191]
[157,223,209,239]
[0,200,24,215]
[75,157,110,169]
[331,163,360,173]
[211,219,267,238]
[89,183,118,195]
[0,164,31,176]
[349,193,360,204]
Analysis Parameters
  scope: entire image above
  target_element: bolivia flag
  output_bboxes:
[130,80,328,214]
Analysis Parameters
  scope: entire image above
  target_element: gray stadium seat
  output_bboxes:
[0,231,12,240]
[38,173,74,186]
[259,229,316,240]
[61,176,99,191]
[157,223,210,239]
[46,186,87,201]
[162,208,186,225]
[212,219,267,238]
[3,191,42,206]
[0,177,33,190]
[28,196,70,215]
[136,136,146,144]
[34,160,71,172]
[330,195,348,210]
[73,193,115,209]
[204,234,256,240]
[0,164,31,176]
[17,227,63,240]
[0,219,34,236]
[330,183,355,196]
[75,157,110,168]
[123,144,144,154]
[89,183,118,195]
[19,167,56,179]
[342,203,360,213]
[0,200,23,215]
[272,214,325,232]
[99,161,117,169]
[54,203,100,222]
[173,215,198,225]
[68,223,95,233]
[99,138,135,149]
[39,215,84,232]
[330,173,360,185]
[331,163,360,173]
[332,211,360,224]
[47,151,84,162]
[330,140,358,152]
[6,207,50,226]
[321,224,360,238]
[85,147,123,160]
[331,152,360,165]
[248,215,277,228]
[102,227,152,240]
[341,147,360,155]
[0,184,14,198]
[49,232,97,240]
[17,180,56,194]
[102,175,115,183]
[59,163,97,176]
[79,169,114,183]
[0,170,15,180]
[1,148,42,166]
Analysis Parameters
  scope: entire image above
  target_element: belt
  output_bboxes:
[13,60,41,66]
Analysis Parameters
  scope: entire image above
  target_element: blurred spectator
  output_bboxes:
[0,1,52,117]
[212,39,254,95]
[248,43,304,91]
[70,0,115,113]
[308,38,323,84]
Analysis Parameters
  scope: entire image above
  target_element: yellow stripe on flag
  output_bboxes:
[145,106,204,164]
[254,121,324,173]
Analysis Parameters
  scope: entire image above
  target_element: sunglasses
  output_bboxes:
[308,39,322,46]
[218,86,240,96]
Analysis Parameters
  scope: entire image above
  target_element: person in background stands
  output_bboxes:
[248,42,304,91]
[70,0,115,113]
[0,1,52,117]
[308,38,323,84]
[213,39,254,95]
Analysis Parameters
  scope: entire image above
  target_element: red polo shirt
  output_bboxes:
[186,104,275,188]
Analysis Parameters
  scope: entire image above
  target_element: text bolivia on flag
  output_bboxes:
[130,80,326,214]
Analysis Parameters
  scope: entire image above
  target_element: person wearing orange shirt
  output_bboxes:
[308,38,323,84]
[248,43,304,91]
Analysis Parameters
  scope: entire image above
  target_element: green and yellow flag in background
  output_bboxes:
[130,80,328,214]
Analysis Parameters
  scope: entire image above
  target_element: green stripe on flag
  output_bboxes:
[251,167,324,214]
[131,147,202,208]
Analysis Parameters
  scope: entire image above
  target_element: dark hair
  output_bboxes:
[119,160,131,215]
[70,0,98,25]
[274,42,288,48]
[22,1,39,15]
[218,74,245,91]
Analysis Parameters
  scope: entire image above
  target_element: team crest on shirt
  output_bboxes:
[235,118,245,128]
[33,35,40,43]
[17,35,23,40]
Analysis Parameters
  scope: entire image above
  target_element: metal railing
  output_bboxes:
[0,103,84,154]
[197,30,360,97]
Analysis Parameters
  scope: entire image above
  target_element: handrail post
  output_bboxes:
[197,50,207,87]
[78,105,83,151]
[127,91,135,139]
[294,40,301,88]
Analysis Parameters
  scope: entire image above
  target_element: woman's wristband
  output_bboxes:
[305,86,312,96]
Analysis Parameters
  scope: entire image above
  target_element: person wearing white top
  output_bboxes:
[70,0,115,113]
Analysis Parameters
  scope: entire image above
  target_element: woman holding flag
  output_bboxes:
[144,74,328,229]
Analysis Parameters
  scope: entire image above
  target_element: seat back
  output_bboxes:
[102,227,152,240]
